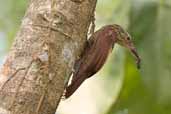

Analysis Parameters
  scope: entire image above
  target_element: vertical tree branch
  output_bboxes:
[0,0,97,114]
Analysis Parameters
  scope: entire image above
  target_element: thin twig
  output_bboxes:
[35,0,55,113]
[0,68,26,91]
[89,13,95,36]
[8,60,34,110]
[31,24,72,39]
[35,91,46,113]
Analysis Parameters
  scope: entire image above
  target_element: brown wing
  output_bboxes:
[71,29,112,83]
[71,34,95,83]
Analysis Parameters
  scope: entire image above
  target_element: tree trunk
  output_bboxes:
[0,0,97,114]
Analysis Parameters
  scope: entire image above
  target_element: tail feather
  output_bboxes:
[65,75,86,98]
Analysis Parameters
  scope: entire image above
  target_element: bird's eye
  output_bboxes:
[126,37,130,40]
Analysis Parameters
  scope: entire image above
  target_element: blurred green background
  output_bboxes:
[0,0,171,114]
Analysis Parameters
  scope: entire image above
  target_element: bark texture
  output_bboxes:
[0,0,97,114]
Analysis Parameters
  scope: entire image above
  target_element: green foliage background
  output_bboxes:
[0,0,171,114]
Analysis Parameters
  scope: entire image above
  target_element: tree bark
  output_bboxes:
[0,0,97,114]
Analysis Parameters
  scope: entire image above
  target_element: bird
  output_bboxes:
[64,24,141,98]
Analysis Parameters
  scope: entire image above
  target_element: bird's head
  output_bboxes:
[108,24,141,69]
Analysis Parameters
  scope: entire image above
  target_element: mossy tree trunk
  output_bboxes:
[0,0,97,114]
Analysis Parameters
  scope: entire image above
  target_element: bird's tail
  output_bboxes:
[65,75,86,99]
